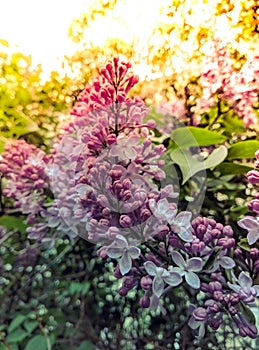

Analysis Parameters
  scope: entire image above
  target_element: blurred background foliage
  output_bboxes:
[0,0,259,349]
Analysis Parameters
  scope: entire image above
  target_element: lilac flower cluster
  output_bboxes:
[195,39,259,127]
[238,150,259,245]
[0,140,50,224]
[0,57,258,341]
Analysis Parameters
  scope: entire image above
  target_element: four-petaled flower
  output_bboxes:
[107,235,140,275]
[149,198,193,242]
[170,251,203,289]
[228,271,259,305]
[238,216,259,245]
[144,260,182,297]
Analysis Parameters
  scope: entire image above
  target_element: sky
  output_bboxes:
[0,0,166,74]
[0,0,91,71]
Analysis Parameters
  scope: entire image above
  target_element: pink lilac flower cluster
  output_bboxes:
[196,39,259,127]
[238,150,259,245]
[0,140,50,224]
[0,58,258,340]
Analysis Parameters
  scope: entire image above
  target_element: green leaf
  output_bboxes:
[81,282,91,296]
[6,328,28,343]
[8,314,26,333]
[24,335,48,350]
[76,340,95,350]
[227,140,259,160]
[239,301,256,325]
[170,126,226,149]
[24,321,38,334]
[0,216,27,233]
[238,238,250,251]
[215,162,253,175]
[171,145,228,184]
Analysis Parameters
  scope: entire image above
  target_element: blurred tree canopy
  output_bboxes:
[66,0,259,98]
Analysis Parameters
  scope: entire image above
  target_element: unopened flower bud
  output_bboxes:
[140,294,150,308]
[140,276,153,291]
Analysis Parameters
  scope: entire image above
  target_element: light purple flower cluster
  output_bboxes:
[0,57,258,341]
[238,150,259,244]
[196,39,259,127]
[0,140,50,224]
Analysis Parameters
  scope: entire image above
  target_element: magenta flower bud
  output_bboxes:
[122,178,131,190]
[249,248,259,259]
[218,237,235,249]
[118,286,128,296]
[140,276,153,291]
[123,276,137,290]
[122,190,132,201]
[134,190,147,202]
[229,293,240,306]
[114,265,123,279]
[208,302,220,313]
[156,225,169,239]
[140,209,151,221]
[248,198,259,214]
[215,223,223,231]
[209,281,222,292]
[211,229,221,238]
[97,195,109,207]
[109,169,122,179]
[208,218,217,228]
[97,247,108,260]
[192,217,203,229]
[140,295,150,308]
[106,134,117,146]
[247,170,259,184]
[119,215,132,228]
[191,239,205,254]
[196,224,207,238]
[213,291,224,301]
[193,307,207,321]
[222,225,233,237]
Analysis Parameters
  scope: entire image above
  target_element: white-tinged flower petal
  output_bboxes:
[239,271,253,288]
[219,256,235,269]
[170,266,185,276]
[144,261,158,276]
[186,257,203,272]
[153,276,164,297]
[227,282,240,293]
[171,251,186,268]
[115,234,128,248]
[185,271,200,289]
[128,246,141,259]
[178,229,193,242]
[106,247,122,259]
[247,230,259,245]
[119,251,131,275]
[163,272,182,286]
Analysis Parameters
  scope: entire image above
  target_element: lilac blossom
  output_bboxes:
[144,260,182,297]
[171,251,203,289]
[238,216,259,245]
[228,272,259,305]
[106,235,140,275]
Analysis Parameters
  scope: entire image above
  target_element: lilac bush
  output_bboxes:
[0,56,258,348]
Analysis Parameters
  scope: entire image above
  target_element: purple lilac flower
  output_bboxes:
[228,272,259,305]
[144,260,182,297]
[106,235,140,275]
[170,251,203,289]
[238,216,259,245]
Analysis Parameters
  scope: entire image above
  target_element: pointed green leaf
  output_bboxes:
[8,315,26,333]
[227,140,259,160]
[170,126,226,149]
[25,335,48,350]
